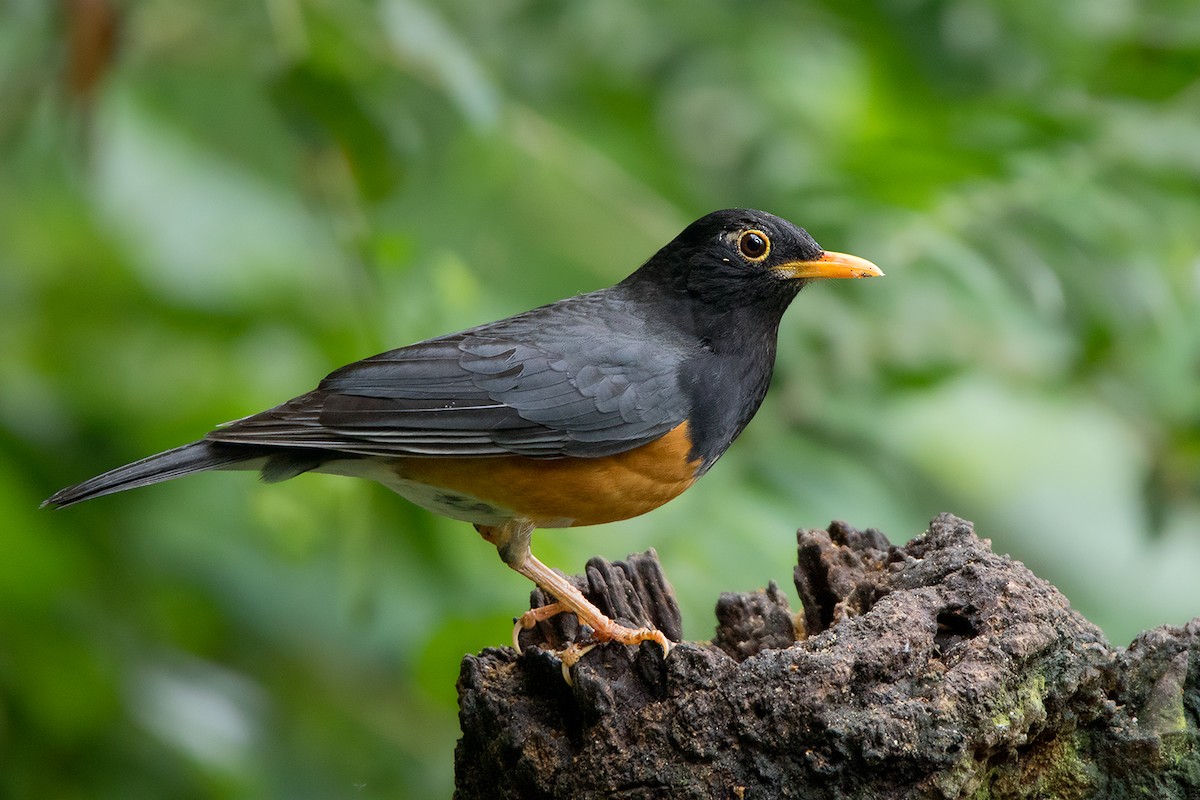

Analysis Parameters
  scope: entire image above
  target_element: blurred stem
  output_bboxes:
[264,0,383,349]
[264,0,309,63]
[309,146,386,351]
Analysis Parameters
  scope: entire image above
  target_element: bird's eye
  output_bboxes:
[737,230,770,262]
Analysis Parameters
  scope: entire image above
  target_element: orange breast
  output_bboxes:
[389,422,701,527]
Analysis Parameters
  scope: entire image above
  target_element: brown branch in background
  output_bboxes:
[63,0,119,152]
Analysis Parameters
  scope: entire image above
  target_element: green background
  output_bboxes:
[3,1,1199,796]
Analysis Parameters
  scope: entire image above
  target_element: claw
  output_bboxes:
[590,620,673,660]
[558,642,597,685]
[512,601,568,652]
[642,628,673,661]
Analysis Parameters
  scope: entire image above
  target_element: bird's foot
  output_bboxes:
[514,600,671,661]
[587,617,673,660]
[557,642,596,685]
[494,530,673,665]
[512,601,566,652]
[512,609,600,684]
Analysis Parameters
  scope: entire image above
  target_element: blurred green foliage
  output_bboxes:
[3,0,1200,796]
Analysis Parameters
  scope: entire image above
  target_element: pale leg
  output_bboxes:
[477,520,671,657]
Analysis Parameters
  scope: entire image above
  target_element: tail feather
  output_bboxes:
[42,440,262,509]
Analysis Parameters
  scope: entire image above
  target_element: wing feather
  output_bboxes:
[205,289,696,460]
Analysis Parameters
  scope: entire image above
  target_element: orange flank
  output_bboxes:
[391,422,700,527]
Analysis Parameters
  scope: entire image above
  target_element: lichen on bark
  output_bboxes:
[455,513,1200,799]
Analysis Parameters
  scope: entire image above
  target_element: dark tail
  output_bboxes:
[42,440,262,509]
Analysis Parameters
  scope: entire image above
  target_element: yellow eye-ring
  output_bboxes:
[737,229,770,262]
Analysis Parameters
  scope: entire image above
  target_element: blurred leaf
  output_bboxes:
[269,60,401,201]
[3,0,1200,796]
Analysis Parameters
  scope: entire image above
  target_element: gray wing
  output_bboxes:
[204,291,694,460]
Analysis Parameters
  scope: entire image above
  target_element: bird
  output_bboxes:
[43,208,882,657]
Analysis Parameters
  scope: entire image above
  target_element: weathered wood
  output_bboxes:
[455,513,1200,799]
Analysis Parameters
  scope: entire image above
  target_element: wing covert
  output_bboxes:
[205,289,695,459]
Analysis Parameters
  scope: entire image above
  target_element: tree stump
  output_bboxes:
[454,513,1200,799]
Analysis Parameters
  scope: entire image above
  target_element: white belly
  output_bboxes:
[314,459,549,527]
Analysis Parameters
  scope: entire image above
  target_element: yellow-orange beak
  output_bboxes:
[773,250,884,280]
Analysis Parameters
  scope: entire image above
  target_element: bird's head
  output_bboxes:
[629,209,882,314]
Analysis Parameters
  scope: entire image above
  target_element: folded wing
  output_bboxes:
[205,291,693,460]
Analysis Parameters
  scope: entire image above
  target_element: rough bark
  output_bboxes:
[455,513,1200,799]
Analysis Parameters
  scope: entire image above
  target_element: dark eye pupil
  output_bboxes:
[741,232,766,258]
